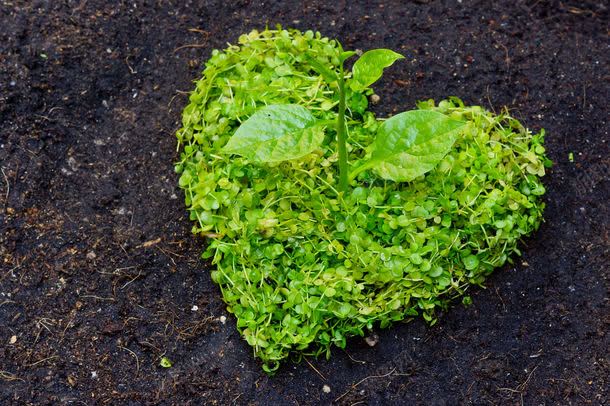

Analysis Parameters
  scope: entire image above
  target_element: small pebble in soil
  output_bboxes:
[67,157,78,171]
[191,305,199,311]
[9,335,17,344]
[219,315,227,324]
[370,94,380,104]
[86,251,96,260]
[365,333,379,347]
[322,385,331,393]
[91,371,98,379]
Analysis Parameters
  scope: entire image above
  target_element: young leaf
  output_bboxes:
[304,54,338,83]
[159,357,173,368]
[339,50,357,63]
[352,110,465,182]
[350,49,404,91]
[222,104,325,163]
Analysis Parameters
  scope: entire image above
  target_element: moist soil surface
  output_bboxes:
[1,1,608,404]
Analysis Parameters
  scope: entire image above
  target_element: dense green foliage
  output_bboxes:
[176,28,548,372]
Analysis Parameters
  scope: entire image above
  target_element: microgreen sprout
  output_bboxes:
[159,357,172,368]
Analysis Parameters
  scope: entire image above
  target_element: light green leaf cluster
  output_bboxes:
[222,48,462,183]
[176,29,548,373]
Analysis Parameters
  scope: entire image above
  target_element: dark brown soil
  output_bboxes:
[1,1,608,404]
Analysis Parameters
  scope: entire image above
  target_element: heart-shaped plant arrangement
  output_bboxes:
[176,28,548,373]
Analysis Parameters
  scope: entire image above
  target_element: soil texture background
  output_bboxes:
[1,1,608,404]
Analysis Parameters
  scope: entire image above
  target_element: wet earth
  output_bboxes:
[1,1,608,404]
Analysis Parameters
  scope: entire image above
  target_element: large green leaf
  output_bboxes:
[350,49,404,91]
[360,110,466,182]
[222,104,325,162]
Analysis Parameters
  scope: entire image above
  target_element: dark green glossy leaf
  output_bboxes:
[222,104,324,162]
[350,49,404,91]
[362,110,466,182]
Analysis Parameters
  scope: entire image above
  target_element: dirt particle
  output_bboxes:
[102,322,123,335]
[365,333,379,347]
[67,157,78,171]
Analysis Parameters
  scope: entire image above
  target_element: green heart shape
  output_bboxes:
[175,28,548,373]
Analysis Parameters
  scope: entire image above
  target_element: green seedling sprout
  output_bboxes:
[222,44,466,194]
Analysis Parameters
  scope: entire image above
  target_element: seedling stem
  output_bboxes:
[337,63,349,193]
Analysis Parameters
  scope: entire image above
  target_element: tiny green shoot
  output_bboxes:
[159,357,172,368]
